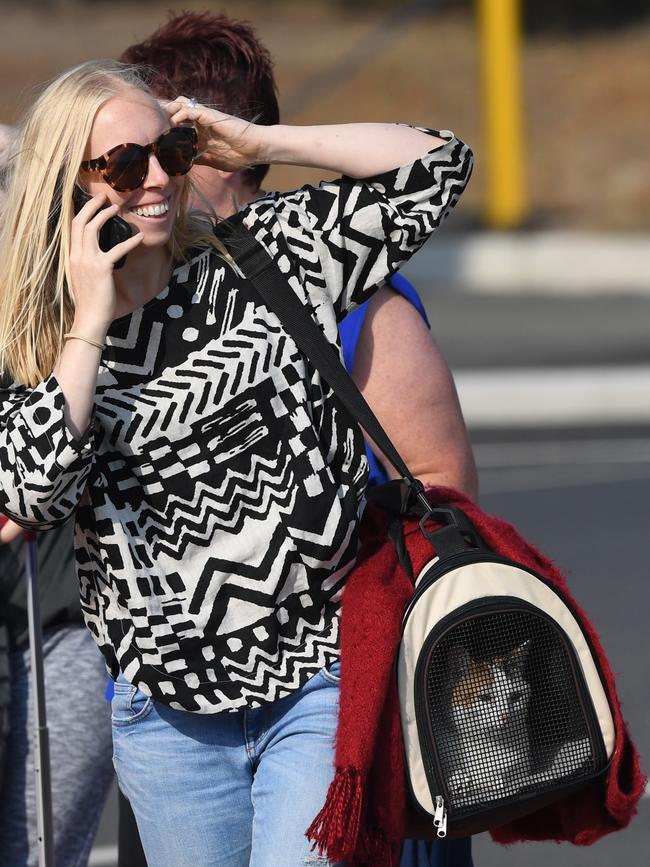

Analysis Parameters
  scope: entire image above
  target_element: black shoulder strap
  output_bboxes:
[219,217,485,557]
[219,218,427,500]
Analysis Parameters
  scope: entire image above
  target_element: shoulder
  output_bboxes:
[363,279,430,335]
[362,286,429,342]
[385,274,429,326]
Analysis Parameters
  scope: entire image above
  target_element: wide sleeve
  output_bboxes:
[242,129,472,320]
[0,374,95,528]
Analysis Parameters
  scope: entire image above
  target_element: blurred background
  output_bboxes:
[0,1,648,865]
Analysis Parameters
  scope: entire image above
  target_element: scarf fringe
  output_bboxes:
[306,766,362,860]
[306,766,391,864]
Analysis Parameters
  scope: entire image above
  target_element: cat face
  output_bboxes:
[449,641,531,736]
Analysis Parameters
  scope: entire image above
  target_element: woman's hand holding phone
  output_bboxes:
[72,187,134,269]
[68,191,143,338]
[55,192,143,440]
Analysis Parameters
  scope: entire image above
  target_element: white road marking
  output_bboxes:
[403,232,650,295]
[455,365,650,427]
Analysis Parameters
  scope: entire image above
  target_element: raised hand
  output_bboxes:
[163,97,265,173]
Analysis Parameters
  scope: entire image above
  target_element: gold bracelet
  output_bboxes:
[63,332,106,351]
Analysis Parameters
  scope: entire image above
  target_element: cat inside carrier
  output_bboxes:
[398,506,616,838]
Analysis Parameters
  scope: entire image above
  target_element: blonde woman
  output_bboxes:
[0,60,472,866]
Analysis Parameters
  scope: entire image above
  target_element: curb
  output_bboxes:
[402,232,650,295]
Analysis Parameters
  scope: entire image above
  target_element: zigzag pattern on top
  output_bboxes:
[0,130,473,712]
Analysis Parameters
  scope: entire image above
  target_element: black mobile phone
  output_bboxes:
[72,186,133,270]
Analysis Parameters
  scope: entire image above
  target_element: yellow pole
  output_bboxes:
[477,0,526,229]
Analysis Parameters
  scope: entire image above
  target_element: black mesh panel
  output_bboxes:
[424,608,600,814]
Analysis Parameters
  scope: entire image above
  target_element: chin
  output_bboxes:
[124,219,173,249]
[139,228,173,248]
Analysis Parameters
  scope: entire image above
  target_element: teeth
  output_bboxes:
[132,201,169,218]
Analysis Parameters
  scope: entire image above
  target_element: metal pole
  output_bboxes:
[477,0,527,228]
[24,530,55,867]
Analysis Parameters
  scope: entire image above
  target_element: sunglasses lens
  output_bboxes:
[105,145,148,192]
[157,128,197,176]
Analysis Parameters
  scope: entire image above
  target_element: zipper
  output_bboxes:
[433,794,444,827]
[413,597,609,828]
[414,656,451,809]
[433,795,448,837]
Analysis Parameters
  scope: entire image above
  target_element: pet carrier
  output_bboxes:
[397,507,615,837]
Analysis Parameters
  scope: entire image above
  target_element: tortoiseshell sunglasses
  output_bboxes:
[80,127,198,192]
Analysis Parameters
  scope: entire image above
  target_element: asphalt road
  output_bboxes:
[413,291,650,372]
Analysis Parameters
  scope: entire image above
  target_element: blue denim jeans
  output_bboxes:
[111,663,342,867]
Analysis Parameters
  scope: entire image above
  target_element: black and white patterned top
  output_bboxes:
[0,130,472,712]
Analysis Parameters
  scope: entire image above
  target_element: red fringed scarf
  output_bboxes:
[306,487,646,865]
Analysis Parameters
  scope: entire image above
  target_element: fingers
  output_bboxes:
[82,202,123,255]
[163,95,198,126]
[86,202,120,233]
[163,96,229,128]
[164,95,196,113]
[74,191,108,223]
[105,230,144,264]
[167,107,192,125]
[70,192,107,249]
[71,192,108,238]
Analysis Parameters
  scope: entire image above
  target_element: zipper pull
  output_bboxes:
[433,795,445,828]
[437,806,448,838]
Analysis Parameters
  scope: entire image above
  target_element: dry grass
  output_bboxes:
[1,0,648,230]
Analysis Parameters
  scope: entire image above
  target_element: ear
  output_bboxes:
[448,644,471,680]
[217,168,257,193]
[504,640,531,676]
[213,168,237,181]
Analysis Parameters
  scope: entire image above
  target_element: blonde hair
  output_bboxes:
[0,60,229,386]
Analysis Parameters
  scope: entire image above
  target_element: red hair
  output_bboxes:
[120,12,279,190]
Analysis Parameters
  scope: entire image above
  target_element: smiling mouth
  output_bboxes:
[129,198,171,219]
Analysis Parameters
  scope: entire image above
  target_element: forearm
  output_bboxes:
[53,331,104,439]
[260,123,448,178]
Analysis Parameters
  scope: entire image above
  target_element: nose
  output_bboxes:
[142,153,169,188]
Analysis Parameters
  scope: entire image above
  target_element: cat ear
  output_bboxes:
[504,639,531,675]
[448,644,471,680]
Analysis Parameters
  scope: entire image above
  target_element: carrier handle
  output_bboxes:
[418,503,487,558]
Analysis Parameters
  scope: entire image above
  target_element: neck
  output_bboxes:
[113,243,172,318]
